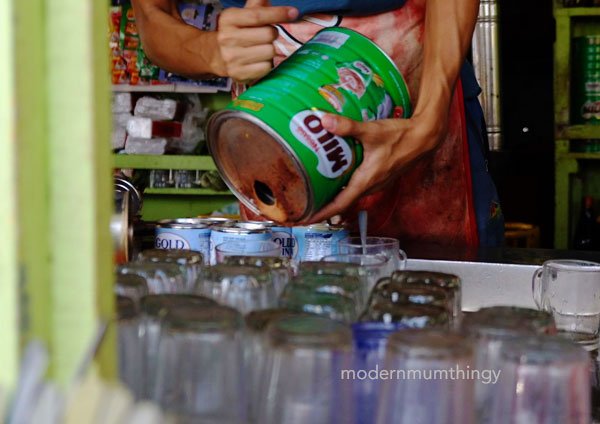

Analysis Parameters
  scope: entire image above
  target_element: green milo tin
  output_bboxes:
[207,27,411,223]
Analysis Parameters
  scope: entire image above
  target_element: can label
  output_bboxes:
[209,226,272,265]
[271,226,295,258]
[293,224,349,261]
[155,225,211,265]
[207,27,411,223]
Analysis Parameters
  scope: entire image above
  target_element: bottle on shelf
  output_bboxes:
[573,195,598,250]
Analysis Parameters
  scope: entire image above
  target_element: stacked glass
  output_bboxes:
[390,270,462,325]
[221,255,294,296]
[136,248,204,292]
[280,275,360,323]
[256,315,355,424]
[116,262,188,294]
[376,330,475,424]
[198,264,279,313]
[152,304,246,423]
[138,294,217,401]
[462,306,557,423]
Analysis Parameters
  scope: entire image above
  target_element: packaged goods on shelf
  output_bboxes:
[113,112,132,128]
[112,127,127,150]
[112,92,132,113]
[134,97,178,120]
[109,1,231,91]
[126,117,183,139]
[124,137,168,155]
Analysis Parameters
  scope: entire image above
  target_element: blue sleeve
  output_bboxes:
[220,0,407,17]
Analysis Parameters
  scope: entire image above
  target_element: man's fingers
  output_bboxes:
[236,44,276,65]
[223,5,298,26]
[307,176,368,224]
[321,114,370,139]
[219,26,278,48]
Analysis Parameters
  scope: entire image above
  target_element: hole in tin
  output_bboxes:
[254,180,275,206]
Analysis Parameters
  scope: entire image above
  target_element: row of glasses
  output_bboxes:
[461,306,557,423]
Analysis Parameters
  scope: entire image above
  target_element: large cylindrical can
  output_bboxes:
[207,27,411,223]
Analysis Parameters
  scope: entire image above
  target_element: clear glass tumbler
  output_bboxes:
[376,329,475,424]
[489,335,590,424]
[198,264,278,313]
[153,304,246,423]
[257,315,355,424]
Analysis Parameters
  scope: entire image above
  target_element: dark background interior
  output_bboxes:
[490,0,555,247]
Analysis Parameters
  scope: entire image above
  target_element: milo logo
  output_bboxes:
[290,110,353,178]
[155,232,190,250]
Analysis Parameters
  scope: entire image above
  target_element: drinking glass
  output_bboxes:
[461,306,556,423]
[115,273,149,310]
[368,279,454,320]
[489,335,590,424]
[321,253,389,293]
[136,248,204,292]
[279,283,358,323]
[532,259,600,349]
[294,273,365,313]
[222,255,293,296]
[352,322,407,424]
[360,302,450,329]
[153,305,246,423]
[215,241,280,264]
[138,294,217,400]
[198,264,278,313]
[116,295,143,399]
[256,315,355,424]
[391,270,462,324]
[116,262,187,294]
[376,329,475,424]
[244,309,309,423]
[338,237,407,274]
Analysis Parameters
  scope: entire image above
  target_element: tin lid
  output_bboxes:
[196,216,237,226]
[212,224,270,235]
[156,218,210,230]
[207,110,313,223]
[236,221,277,230]
[137,248,204,266]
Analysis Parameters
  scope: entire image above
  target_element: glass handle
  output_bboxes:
[398,249,407,270]
[531,267,544,309]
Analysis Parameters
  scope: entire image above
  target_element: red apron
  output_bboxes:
[239,1,479,247]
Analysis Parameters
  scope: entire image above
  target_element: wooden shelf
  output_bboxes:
[112,84,220,94]
[145,187,232,196]
[556,124,600,139]
[558,152,600,159]
[113,154,217,170]
[554,7,600,17]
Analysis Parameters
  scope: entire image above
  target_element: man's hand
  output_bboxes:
[306,110,447,224]
[217,0,298,83]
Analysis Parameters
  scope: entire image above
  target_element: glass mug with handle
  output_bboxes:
[338,237,407,274]
[532,259,600,349]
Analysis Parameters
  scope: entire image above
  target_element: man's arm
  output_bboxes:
[132,0,298,81]
[308,0,480,223]
[132,0,226,78]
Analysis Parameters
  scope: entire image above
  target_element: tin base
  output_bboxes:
[209,114,311,223]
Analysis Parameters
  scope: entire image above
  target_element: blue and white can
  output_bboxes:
[293,223,349,262]
[209,223,272,265]
[155,218,212,265]
[239,221,296,259]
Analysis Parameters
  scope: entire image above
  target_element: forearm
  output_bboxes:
[413,0,479,120]
[132,0,226,79]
